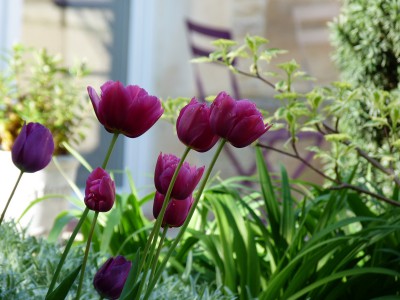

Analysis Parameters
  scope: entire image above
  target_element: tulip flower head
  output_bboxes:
[153,192,193,227]
[176,98,219,152]
[11,122,54,173]
[88,81,164,138]
[84,167,116,212]
[210,91,272,148]
[154,153,204,200]
[93,256,132,300]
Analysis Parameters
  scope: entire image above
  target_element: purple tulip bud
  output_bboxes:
[88,81,164,138]
[84,167,116,212]
[153,192,193,227]
[210,91,272,148]
[154,153,204,200]
[11,122,54,173]
[176,98,219,152]
[93,256,132,300]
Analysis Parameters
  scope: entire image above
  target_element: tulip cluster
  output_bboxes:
[152,153,203,227]
[176,92,271,150]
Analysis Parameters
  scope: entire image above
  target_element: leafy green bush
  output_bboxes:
[0,221,97,299]
[330,0,400,91]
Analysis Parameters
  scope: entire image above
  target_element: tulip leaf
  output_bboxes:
[119,249,141,300]
[45,264,82,300]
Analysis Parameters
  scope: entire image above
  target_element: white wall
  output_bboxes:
[0,0,23,70]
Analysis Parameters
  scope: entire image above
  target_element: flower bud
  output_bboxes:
[176,98,219,152]
[93,256,132,300]
[11,122,54,173]
[88,81,164,138]
[153,192,193,227]
[84,168,116,212]
[210,91,272,148]
[154,153,204,200]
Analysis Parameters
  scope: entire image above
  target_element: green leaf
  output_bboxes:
[287,268,400,300]
[45,264,82,300]
[255,147,281,242]
[280,165,294,243]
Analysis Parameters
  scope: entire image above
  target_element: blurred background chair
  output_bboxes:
[185,18,323,179]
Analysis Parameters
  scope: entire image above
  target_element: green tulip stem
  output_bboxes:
[149,226,169,283]
[46,134,119,297]
[46,207,89,296]
[143,139,227,300]
[75,211,99,300]
[134,146,191,299]
[0,170,23,226]
[102,133,119,169]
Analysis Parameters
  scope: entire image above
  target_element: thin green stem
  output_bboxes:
[0,171,23,226]
[102,133,119,169]
[46,207,89,296]
[46,134,118,297]
[143,139,226,300]
[134,146,191,299]
[75,211,99,300]
[149,226,169,283]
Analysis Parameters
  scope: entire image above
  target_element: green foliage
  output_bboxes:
[0,44,90,154]
[0,221,97,299]
[173,150,400,299]
[330,0,400,90]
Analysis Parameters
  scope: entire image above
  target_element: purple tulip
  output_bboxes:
[154,153,204,200]
[153,192,193,227]
[84,167,116,212]
[11,122,54,173]
[93,256,132,300]
[210,91,272,148]
[176,98,219,152]
[88,81,164,138]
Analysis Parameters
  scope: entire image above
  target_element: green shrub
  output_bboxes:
[330,0,400,90]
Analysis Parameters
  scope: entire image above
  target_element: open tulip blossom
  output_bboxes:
[153,192,193,227]
[93,256,132,300]
[84,167,116,212]
[154,153,205,200]
[176,98,219,152]
[88,80,164,138]
[210,91,272,148]
[11,122,54,173]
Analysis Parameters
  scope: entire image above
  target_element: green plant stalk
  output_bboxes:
[46,133,119,296]
[75,211,99,299]
[149,226,169,283]
[134,146,191,299]
[102,133,119,169]
[0,170,23,226]
[46,207,89,296]
[143,139,226,300]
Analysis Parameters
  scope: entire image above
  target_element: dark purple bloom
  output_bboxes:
[84,167,116,212]
[88,81,164,138]
[93,256,132,300]
[210,91,272,148]
[153,192,193,228]
[154,153,204,200]
[11,122,54,173]
[176,98,219,152]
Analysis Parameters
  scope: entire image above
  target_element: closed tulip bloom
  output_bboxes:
[12,122,54,173]
[153,192,193,227]
[176,98,219,152]
[88,81,164,138]
[210,91,272,148]
[84,167,116,212]
[154,153,204,200]
[93,256,132,300]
